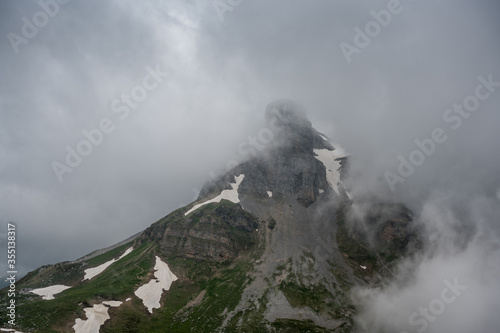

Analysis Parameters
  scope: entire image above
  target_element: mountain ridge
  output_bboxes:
[1,101,418,332]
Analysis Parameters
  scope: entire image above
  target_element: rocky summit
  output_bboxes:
[0,100,418,332]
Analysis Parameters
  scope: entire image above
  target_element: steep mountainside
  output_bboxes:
[0,101,418,332]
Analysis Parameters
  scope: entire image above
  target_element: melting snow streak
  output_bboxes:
[84,247,133,280]
[184,174,245,215]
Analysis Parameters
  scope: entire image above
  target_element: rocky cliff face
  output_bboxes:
[141,201,259,262]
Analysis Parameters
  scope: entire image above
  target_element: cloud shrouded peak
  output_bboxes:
[0,1,499,331]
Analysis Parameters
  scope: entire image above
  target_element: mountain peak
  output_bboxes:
[265,99,311,129]
[196,100,349,208]
[263,99,334,152]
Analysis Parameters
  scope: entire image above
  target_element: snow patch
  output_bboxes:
[30,285,71,300]
[319,189,324,194]
[73,301,122,333]
[134,256,178,313]
[84,247,133,280]
[126,298,131,302]
[360,265,367,270]
[313,144,348,195]
[1,328,26,333]
[103,301,123,307]
[83,261,115,281]
[319,134,329,142]
[184,174,245,216]
[118,247,133,259]
[267,191,272,197]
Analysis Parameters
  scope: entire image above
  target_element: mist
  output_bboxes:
[1,0,499,330]
[353,191,500,332]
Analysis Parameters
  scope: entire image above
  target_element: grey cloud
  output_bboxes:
[1,0,499,330]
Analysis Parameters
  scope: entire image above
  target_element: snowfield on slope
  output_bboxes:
[30,285,71,300]
[84,247,133,280]
[29,247,134,300]
[134,256,178,313]
[314,143,347,195]
[72,301,122,333]
[184,174,245,215]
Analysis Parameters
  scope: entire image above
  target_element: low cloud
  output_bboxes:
[353,191,500,333]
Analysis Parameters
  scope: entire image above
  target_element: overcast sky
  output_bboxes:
[1,1,499,331]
